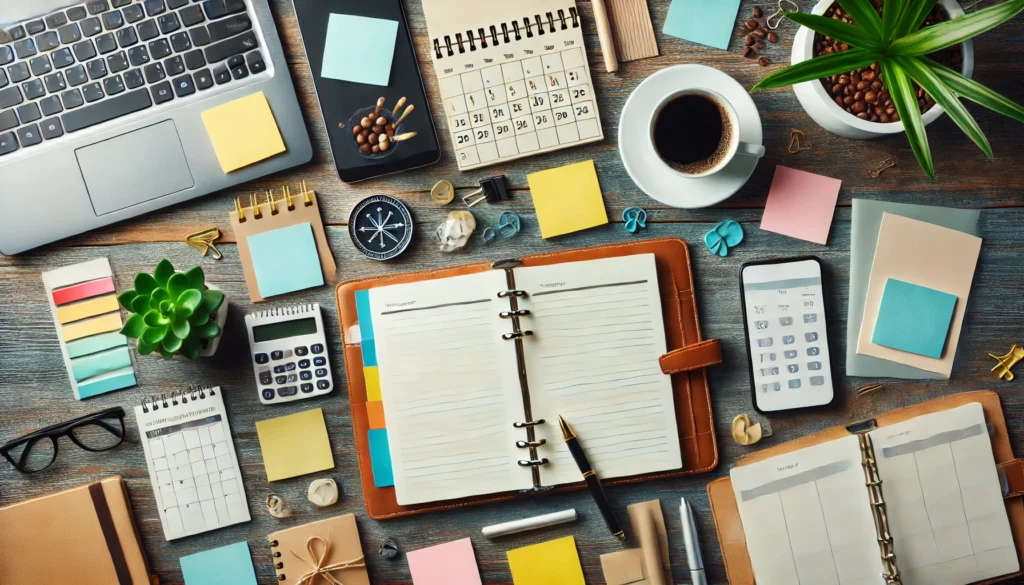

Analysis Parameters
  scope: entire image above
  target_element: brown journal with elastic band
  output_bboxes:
[708,390,1024,585]
[337,238,722,519]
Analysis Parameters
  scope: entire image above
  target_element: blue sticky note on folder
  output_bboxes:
[322,14,400,86]
[180,542,257,585]
[369,428,394,488]
[872,279,958,359]
[247,222,324,298]
[664,0,743,50]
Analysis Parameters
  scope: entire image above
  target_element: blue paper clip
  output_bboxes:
[622,207,648,234]
[705,220,744,257]
[497,211,521,238]
[482,227,498,244]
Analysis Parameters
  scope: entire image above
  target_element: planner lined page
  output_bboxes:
[515,254,682,486]
[730,436,884,585]
[370,271,533,506]
[870,403,1018,585]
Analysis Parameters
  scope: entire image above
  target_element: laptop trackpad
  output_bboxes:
[77,120,195,216]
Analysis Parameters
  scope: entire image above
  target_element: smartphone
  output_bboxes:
[740,257,836,414]
[291,0,441,182]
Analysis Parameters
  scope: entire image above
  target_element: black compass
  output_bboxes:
[348,195,414,261]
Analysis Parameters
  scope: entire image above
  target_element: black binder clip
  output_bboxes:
[463,175,512,207]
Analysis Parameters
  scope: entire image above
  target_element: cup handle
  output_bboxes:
[738,142,766,158]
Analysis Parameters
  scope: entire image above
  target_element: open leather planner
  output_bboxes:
[709,391,1024,585]
[337,238,724,518]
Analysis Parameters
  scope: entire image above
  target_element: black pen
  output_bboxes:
[558,415,626,540]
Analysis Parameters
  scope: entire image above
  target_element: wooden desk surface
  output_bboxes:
[3,0,1024,583]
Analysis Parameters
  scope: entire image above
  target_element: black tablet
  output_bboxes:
[292,0,441,183]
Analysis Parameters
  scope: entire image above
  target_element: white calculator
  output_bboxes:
[245,304,333,405]
[740,258,835,414]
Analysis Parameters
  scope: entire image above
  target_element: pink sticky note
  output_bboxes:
[407,538,482,585]
[760,166,842,245]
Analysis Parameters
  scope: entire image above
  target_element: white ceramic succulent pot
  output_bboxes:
[791,0,975,139]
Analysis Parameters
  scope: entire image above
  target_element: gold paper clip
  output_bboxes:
[788,129,812,153]
[869,157,897,178]
[857,382,886,397]
[185,227,223,260]
[990,344,1024,381]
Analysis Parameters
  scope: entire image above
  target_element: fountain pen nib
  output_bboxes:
[558,415,575,440]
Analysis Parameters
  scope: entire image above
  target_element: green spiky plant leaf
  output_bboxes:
[118,259,225,360]
[752,0,1024,179]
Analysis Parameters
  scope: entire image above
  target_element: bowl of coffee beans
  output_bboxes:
[341,97,419,159]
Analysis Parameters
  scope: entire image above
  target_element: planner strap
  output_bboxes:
[659,339,723,375]
[998,458,1024,499]
[88,482,132,585]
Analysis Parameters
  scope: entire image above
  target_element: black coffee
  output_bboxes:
[653,94,733,175]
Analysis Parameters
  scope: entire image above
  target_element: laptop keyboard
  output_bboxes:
[0,0,266,156]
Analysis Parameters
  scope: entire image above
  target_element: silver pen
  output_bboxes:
[680,497,708,585]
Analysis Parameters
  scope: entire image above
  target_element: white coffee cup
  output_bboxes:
[649,88,766,179]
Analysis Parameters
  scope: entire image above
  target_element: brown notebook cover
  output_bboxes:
[337,238,721,519]
[267,513,369,585]
[708,390,1024,585]
[0,476,157,585]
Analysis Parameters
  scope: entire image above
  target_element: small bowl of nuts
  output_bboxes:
[342,97,418,159]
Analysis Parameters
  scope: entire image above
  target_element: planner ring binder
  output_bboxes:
[858,431,901,585]
[140,385,217,412]
[432,7,581,58]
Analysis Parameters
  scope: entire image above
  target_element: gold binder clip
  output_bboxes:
[251,193,262,219]
[787,129,812,153]
[300,180,313,207]
[990,344,1024,381]
[185,227,223,260]
[266,189,278,215]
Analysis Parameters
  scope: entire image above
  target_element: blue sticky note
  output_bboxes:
[368,428,394,488]
[322,14,399,86]
[77,369,136,399]
[872,279,958,359]
[247,222,324,298]
[355,290,377,366]
[66,332,128,359]
[664,0,743,50]
[181,542,257,585]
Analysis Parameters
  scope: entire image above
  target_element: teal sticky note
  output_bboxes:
[322,14,400,86]
[355,290,377,367]
[181,542,257,585]
[247,222,324,298]
[77,369,136,399]
[72,346,133,382]
[66,332,128,359]
[369,428,394,488]
[872,279,958,359]
[664,0,743,50]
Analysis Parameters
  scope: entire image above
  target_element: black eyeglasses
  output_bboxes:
[1,407,126,473]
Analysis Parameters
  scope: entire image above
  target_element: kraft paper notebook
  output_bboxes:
[267,514,370,585]
[708,391,1024,585]
[338,238,724,519]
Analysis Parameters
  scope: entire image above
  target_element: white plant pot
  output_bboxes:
[791,0,975,139]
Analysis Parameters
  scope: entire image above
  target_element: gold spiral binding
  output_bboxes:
[858,432,902,585]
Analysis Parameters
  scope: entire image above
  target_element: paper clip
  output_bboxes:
[482,227,498,244]
[768,0,800,29]
[990,344,1024,381]
[186,227,223,260]
[497,211,521,238]
[869,157,897,178]
[622,207,647,233]
[857,382,886,397]
[788,129,812,153]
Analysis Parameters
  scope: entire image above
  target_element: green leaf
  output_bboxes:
[121,313,146,339]
[191,310,211,327]
[131,295,150,315]
[158,346,176,360]
[200,289,225,314]
[926,59,1024,124]
[171,316,191,340]
[890,0,1024,56]
[150,287,170,305]
[882,60,935,179]
[136,338,157,356]
[882,0,907,42]
[195,321,222,340]
[180,336,203,360]
[117,290,138,312]
[162,335,183,355]
[167,272,189,299]
[787,12,885,50]
[177,289,202,313]
[896,56,992,158]
[144,309,169,328]
[153,259,175,287]
[752,48,883,91]
[134,272,158,295]
[836,0,883,37]
[184,266,205,291]
[896,0,937,37]
[141,324,169,346]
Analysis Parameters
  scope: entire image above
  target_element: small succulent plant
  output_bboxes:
[118,259,225,360]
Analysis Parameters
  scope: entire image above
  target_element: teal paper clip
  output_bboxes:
[623,207,647,233]
[482,227,498,244]
[497,211,521,238]
[705,220,744,257]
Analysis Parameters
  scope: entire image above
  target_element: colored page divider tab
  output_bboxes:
[368,429,394,488]
[355,290,377,366]
[367,400,386,430]
[356,289,393,487]
[56,294,120,325]
[77,369,137,399]
[51,277,116,306]
[72,346,133,382]
[62,313,123,343]
[66,332,128,359]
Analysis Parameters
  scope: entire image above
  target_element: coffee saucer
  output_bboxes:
[619,65,764,209]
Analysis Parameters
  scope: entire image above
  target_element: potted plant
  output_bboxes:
[118,260,228,360]
[753,0,1024,178]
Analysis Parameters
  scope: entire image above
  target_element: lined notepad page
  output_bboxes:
[870,403,1018,585]
[517,254,682,486]
[370,271,533,506]
[730,436,884,585]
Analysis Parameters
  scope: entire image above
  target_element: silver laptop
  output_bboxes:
[0,0,312,254]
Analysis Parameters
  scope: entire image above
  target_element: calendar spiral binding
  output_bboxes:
[268,538,286,581]
[857,431,902,585]
[432,6,580,59]
[249,303,320,321]
[140,385,217,413]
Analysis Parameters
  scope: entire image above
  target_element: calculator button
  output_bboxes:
[278,386,298,397]
[779,317,793,326]
[762,382,781,393]
[805,332,819,342]
[311,343,324,354]
[808,361,822,371]
[313,356,327,367]
[285,362,296,372]
[273,365,285,374]
[787,364,799,373]
[316,380,330,391]
[301,383,314,393]
[788,379,801,389]
[258,371,272,385]
[782,335,795,345]
[757,338,773,348]
[298,359,310,368]
[759,353,776,363]
[754,320,769,330]
[784,350,797,359]
[804,314,818,323]
[270,350,284,360]
[275,375,287,384]
[300,371,312,381]
[810,376,825,386]
[759,367,779,376]
[315,368,328,378]
[286,374,298,383]
[807,347,820,356]
[262,389,275,401]
[283,349,294,358]
[254,352,269,364]
[295,346,309,356]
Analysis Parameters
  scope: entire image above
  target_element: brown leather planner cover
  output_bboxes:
[337,238,720,519]
[0,476,157,585]
[708,391,1024,585]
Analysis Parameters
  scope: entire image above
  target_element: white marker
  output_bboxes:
[482,509,577,539]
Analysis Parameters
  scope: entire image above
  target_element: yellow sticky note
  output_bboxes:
[507,536,585,585]
[62,312,123,343]
[57,295,120,325]
[364,366,381,402]
[255,408,335,482]
[527,160,608,239]
[201,91,287,173]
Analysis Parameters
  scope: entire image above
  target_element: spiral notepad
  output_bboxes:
[134,387,251,541]
[422,0,604,171]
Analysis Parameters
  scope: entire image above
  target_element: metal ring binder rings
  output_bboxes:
[858,431,901,585]
[432,8,580,58]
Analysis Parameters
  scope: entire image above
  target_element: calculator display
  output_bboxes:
[252,318,317,343]
[741,258,835,413]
